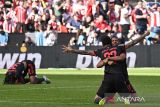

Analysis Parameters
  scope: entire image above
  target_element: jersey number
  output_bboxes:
[104,50,117,64]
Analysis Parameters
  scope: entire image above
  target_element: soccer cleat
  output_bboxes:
[99,98,105,106]
[43,75,51,84]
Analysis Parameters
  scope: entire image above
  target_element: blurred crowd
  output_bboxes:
[0,0,160,46]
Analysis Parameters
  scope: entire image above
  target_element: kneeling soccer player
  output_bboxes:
[3,60,50,84]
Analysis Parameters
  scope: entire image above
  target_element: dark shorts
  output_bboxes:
[96,73,130,98]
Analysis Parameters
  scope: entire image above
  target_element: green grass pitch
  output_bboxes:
[0,68,160,107]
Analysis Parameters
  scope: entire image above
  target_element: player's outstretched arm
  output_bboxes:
[62,45,96,56]
[125,31,150,49]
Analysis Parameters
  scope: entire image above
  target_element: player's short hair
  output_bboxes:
[100,35,111,46]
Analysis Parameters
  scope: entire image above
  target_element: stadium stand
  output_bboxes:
[0,0,159,46]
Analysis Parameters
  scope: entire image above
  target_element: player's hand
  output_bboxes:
[103,58,108,64]
[96,58,108,68]
[108,61,114,65]
[62,45,73,53]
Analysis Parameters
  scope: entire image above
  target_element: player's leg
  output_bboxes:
[126,79,136,94]
[94,80,106,104]
[29,76,45,84]
[27,63,51,84]
[115,74,131,104]
[29,75,51,84]
[94,74,115,105]
[123,69,137,98]
[126,79,140,103]
[24,78,30,84]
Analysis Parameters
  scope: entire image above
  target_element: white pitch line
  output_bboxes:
[0,100,160,106]
[0,100,91,105]
[0,98,89,101]
[0,86,98,92]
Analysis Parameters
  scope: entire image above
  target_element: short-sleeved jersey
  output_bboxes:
[94,45,126,74]
[7,60,36,78]
[7,62,25,78]
[22,60,36,77]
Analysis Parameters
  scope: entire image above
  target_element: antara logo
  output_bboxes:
[0,53,42,69]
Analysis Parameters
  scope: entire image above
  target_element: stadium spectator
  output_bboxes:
[85,0,95,17]
[5,7,17,33]
[99,0,108,13]
[3,60,51,84]
[26,0,33,17]
[4,0,12,9]
[35,24,45,46]
[110,24,122,43]
[0,1,4,8]
[63,0,73,15]
[114,0,124,14]
[0,26,8,46]
[77,29,86,46]
[119,0,132,43]
[146,5,160,45]
[32,0,44,15]
[44,30,57,46]
[82,16,93,35]
[0,10,4,26]
[135,0,148,35]
[57,21,68,33]
[94,15,111,33]
[14,0,27,33]
[47,15,57,31]
[66,14,82,32]
[53,0,65,23]
[72,0,86,21]
[94,1,107,20]
[25,15,36,32]
[43,3,53,16]
[25,36,36,46]
[86,26,100,46]
[107,2,119,30]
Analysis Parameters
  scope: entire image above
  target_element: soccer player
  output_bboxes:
[63,36,131,104]
[94,35,132,104]
[3,60,51,84]
[96,31,150,103]
[109,36,137,95]
[62,31,150,104]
